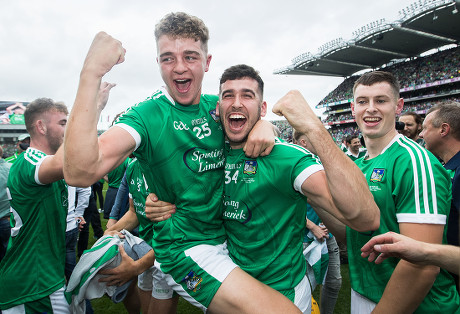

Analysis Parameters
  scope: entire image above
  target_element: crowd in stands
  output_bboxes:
[318,46,460,107]
[315,46,459,140]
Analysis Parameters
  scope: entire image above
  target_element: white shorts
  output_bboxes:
[351,289,376,314]
[154,242,238,310]
[138,266,154,292]
[294,275,312,314]
[3,286,69,314]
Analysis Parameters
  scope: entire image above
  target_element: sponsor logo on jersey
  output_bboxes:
[183,147,225,173]
[181,270,202,292]
[243,160,257,175]
[173,121,190,131]
[222,196,252,224]
[370,168,385,182]
[209,109,219,122]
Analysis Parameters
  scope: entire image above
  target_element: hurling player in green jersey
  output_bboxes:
[0,99,69,312]
[324,71,459,313]
[63,12,306,314]
[216,64,379,312]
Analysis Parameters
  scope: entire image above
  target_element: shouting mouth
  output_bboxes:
[174,79,192,93]
[228,113,247,132]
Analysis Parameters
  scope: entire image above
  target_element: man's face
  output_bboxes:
[399,115,421,140]
[157,35,211,105]
[419,111,440,156]
[349,138,361,154]
[351,82,403,140]
[217,78,266,149]
[44,111,67,154]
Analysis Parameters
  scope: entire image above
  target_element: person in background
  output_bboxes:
[419,102,460,292]
[398,111,425,146]
[5,133,30,163]
[0,146,11,263]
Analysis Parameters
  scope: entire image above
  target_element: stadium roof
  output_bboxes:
[274,0,460,77]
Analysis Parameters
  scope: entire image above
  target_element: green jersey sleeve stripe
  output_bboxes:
[398,137,439,216]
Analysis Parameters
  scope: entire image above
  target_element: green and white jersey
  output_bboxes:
[346,150,366,161]
[0,148,68,310]
[108,157,129,188]
[349,134,459,312]
[115,88,226,267]
[126,158,152,242]
[223,139,323,297]
[5,152,19,164]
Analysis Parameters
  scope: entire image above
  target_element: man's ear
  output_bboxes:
[440,123,450,137]
[36,120,47,135]
[260,101,267,118]
[205,54,212,72]
[351,102,355,116]
[396,98,404,115]
[215,101,220,117]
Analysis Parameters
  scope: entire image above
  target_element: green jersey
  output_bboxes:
[346,150,366,161]
[5,152,20,163]
[223,139,323,296]
[108,157,129,188]
[0,148,68,309]
[349,135,459,313]
[115,88,225,267]
[126,158,153,242]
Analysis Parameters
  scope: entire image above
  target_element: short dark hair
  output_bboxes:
[353,71,400,98]
[154,12,209,52]
[427,102,460,141]
[400,111,423,125]
[345,134,359,144]
[24,98,68,135]
[219,64,264,97]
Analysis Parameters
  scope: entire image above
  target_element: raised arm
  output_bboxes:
[64,32,134,187]
[273,90,379,231]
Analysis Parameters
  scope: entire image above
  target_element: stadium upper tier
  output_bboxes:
[274,0,460,77]
[318,46,459,108]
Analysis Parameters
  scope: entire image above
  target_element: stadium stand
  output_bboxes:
[273,0,460,143]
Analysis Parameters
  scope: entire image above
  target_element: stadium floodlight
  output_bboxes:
[453,5,458,14]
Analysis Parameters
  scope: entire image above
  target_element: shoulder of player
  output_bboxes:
[273,140,315,155]
[392,136,447,174]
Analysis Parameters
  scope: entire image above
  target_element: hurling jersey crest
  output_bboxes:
[209,109,219,122]
[370,168,385,182]
[181,270,202,292]
[243,160,258,175]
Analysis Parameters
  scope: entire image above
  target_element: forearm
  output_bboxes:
[426,243,460,274]
[313,206,346,243]
[64,72,102,186]
[134,250,155,275]
[303,129,378,232]
[105,210,139,234]
[374,260,439,313]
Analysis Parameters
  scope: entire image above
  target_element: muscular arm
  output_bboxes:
[37,145,64,184]
[64,32,133,187]
[273,91,379,232]
[372,223,443,314]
